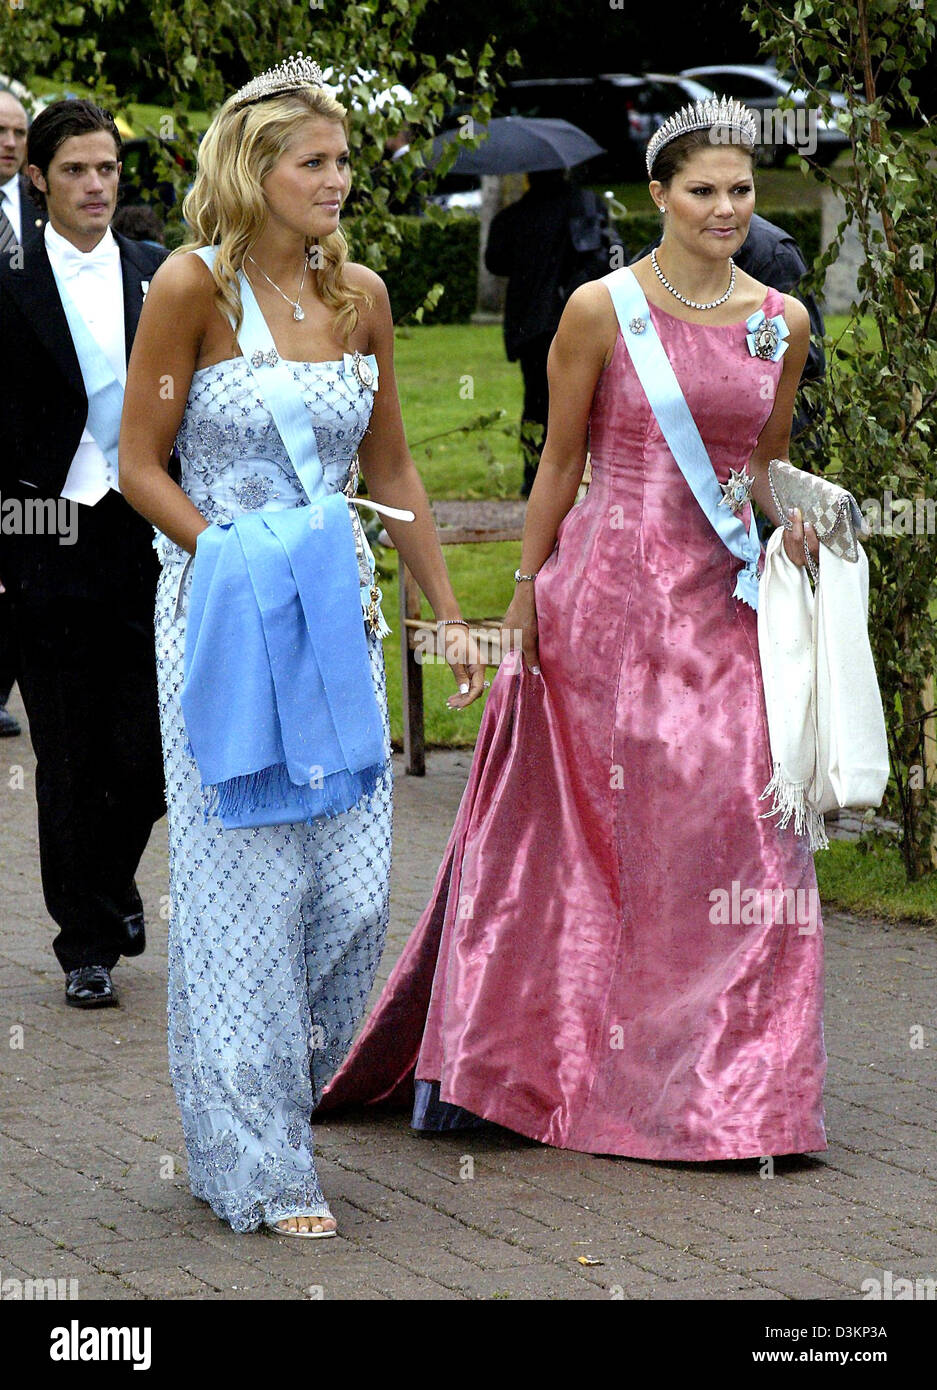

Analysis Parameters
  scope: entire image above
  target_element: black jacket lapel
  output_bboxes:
[4,237,84,396]
[116,231,149,365]
[17,174,46,252]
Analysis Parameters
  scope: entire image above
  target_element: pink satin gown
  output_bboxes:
[321,283,827,1160]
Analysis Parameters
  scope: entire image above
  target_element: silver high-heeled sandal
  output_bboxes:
[265,1212,337,1239]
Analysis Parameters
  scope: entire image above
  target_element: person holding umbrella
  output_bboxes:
[486,168,616,495]
[431,116,618,496]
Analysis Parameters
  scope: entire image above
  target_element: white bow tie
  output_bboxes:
[55,234,118,278]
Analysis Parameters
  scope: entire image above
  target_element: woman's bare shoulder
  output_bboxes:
[147,249,219,310]
[342,259,388,299]
[779,291,810,332]
[563,277,615,325]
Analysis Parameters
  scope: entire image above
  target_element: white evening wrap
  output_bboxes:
[757,528,889,850]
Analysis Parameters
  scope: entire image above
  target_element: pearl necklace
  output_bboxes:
[651,247,736,311]
[246,253,308,321]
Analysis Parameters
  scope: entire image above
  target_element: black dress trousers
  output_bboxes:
[10,491,165,972]
[517,331,554,495]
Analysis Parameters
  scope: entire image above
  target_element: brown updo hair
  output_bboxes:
[649,127,757,188]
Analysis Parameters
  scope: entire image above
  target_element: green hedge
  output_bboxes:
[348,214,481,325]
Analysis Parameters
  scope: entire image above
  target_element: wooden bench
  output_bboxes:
[378,520,523,775]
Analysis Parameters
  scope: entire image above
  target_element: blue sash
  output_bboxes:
[602,265,761,611]
[193,245,334,504]
[191,246,408,619]
[192,246,392,507]
[54,271,126,472]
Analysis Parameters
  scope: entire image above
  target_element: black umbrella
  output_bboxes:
[429,116,605,176]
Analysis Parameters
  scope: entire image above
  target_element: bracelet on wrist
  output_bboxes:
[514,568,539,583]
[436,617,469,630]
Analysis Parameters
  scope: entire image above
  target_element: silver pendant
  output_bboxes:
[719,466,755,513]
[753,320,780,360]
[292,304,305,321]
[352,350,375,389]
[629,316,646,334]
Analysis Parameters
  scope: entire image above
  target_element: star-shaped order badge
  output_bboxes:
[719,466,755,513]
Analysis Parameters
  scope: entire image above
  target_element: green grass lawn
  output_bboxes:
[393,324,525,498]
[384,324,524,745]
[814,839,937,924]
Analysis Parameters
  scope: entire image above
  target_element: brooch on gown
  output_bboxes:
[719,466,755,514]
[250,348,279,368]
[746,309,789,361]
[351,350,376,390]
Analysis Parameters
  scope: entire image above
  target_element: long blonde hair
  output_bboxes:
[175,85,372,341]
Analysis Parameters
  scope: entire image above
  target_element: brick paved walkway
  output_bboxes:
[1,684,936,1301]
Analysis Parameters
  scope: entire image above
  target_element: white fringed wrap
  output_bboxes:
[757,528,889,851]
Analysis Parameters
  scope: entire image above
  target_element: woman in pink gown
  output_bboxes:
[320,104,827,1160]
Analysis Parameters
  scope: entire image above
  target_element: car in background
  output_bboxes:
[499,73,717,180]
[426,73,716,212]
[680,64,849,165]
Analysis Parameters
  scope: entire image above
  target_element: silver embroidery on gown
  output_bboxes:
[154,353,391,1232]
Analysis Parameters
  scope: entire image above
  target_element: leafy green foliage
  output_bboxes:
[1,0,519,313]
[744,0,937,879]
[371,212,480,324]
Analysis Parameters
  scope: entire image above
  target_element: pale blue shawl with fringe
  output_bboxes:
[181,497,386,828]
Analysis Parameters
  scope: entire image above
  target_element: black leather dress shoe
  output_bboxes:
[0,706,20,737]
[65,965,119,1008]
[120,910,146,957]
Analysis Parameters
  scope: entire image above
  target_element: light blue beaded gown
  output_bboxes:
[153,349,391,1232]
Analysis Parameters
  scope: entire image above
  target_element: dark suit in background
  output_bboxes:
[485,171,618,495]
[0,176,45,725]
[14,171,46,252]
[0,230,166,973]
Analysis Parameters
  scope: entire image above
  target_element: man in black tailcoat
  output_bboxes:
[0,83,47,737]
[0,99,167,1008]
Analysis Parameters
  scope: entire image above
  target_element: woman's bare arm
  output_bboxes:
[352,268,475,624]
[500,281,615,670]
[119,254,215,553]
[515,280,615,575]
[345,264,486,706]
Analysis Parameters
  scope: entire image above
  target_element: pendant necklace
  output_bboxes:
[246,253,308,321]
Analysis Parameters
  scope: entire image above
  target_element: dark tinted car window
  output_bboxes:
[705,73,777,100]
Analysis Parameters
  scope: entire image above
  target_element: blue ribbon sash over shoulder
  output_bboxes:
[601,265,762,611]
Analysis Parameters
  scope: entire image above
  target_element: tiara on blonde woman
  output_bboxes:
[645,95,758,176]
[229,52,326,109]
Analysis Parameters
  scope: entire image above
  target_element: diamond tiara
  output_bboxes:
[645,95,758,176]
[229,51,326,110]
